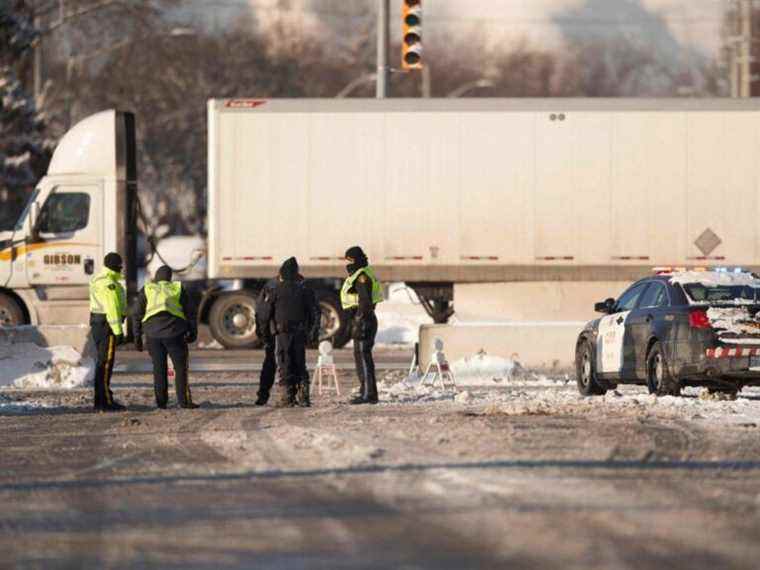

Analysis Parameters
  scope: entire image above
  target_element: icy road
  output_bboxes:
[1,350,760,569]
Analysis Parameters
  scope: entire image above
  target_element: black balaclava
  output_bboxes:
[155,265,173,283]
[279,257,299,281]
[344,246,368,275]
[104,252,123,273]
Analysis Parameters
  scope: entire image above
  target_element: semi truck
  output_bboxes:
[3,99,760,348]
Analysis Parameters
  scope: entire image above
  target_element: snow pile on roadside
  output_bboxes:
[0,343,94,389]
[375,283,431,346]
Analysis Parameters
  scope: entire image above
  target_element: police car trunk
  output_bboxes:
[671,270,760,381]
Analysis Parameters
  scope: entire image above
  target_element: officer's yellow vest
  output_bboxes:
[143,281,186,322]
[341,266,382,310]
[89,268,127,335]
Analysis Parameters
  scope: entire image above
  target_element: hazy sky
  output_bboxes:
[176,1,725,58]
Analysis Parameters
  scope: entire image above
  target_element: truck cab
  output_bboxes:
[0,110,137,327]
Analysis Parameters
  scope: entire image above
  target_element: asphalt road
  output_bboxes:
[1,366,760,569]
[114,347,413,374]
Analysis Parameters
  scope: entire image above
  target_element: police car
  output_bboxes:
[575,268,760,397]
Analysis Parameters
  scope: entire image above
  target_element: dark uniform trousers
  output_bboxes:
[258,340,276,400]
[353,313,378,400]
[146,334,192,407]
[91,320,117,408]
[275,330,307,397]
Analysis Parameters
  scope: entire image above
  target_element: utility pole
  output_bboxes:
[741,0,753,97]
[376,0,390,98]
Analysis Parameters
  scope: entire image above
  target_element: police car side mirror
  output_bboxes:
[595,298,616,314]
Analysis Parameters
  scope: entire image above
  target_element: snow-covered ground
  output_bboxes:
[0,343,93,390]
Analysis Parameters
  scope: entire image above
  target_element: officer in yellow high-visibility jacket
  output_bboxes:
[341,246,383,405]
[132,265,199,409]
[89,252,127,412]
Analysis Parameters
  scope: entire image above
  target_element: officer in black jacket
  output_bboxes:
[132,265,199,409]
[263,257,320,407]
[254,277,278,406]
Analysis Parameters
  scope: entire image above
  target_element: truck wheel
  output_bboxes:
[0,292,25,327]
[315,290,350,349]
[646,342,681,396]
[576,339,606,396]
[208,292,262,349]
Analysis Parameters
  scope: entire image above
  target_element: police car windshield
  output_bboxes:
[682,283,759,304]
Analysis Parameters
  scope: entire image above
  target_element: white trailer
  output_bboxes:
[206,98,760,345]
[3,99,760,348]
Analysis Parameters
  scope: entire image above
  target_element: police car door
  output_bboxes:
[597,282,649,379]
[26,184,102,289]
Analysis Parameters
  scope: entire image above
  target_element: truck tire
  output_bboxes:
[0,292,25,327]
[316,290,351,349]
[208,291,262,349]
[576,339,607,396]
[646,341,681,397]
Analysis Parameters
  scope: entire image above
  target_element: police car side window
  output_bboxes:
[640,283,668,308]
[616,283,647,311]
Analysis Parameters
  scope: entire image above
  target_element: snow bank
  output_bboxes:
[375,283,431,346]
[0,343,94,390]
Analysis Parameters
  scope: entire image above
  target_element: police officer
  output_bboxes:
[132,265,199,409]
[341,246,382,405]
[262,257,319,407]
[89,252,127,412]
[254,277,278,406]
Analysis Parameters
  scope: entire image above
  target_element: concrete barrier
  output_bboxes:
[0,325,94,356]
[418,322,586,374]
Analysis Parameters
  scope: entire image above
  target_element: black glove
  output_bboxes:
[185,329,198,344]
[134,335,143,352]
[114,334,125,346]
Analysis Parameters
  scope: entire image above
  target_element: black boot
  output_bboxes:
[297,379,311,407]
[255,391,269,406]
[274,384,296,408]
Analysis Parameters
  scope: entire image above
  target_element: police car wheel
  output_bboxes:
[208,292,262,349]
[576,339,606,396]
[315,290,350,349]
[0,292,24,327]
[646,342,681,397]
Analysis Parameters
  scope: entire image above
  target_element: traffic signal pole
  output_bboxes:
[376,0,390,98]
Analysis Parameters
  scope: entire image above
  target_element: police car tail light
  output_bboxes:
[688,310,711,329]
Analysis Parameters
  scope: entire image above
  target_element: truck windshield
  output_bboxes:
[8,189,40,232]
[682,283,760,304]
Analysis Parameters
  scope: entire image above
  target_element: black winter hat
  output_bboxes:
[344,246,367,262]
[155,265,173,282]
[104,252,123,272]
[279,257,299,281]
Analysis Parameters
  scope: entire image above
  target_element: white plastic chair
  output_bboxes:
[420,338,458,391]
[313,341,340,395]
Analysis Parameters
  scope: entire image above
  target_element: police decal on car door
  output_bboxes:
[597,311,631,374]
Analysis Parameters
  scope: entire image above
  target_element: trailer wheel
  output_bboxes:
[0,292,25,327]
[208,292,262,349]
[316,290,350,349]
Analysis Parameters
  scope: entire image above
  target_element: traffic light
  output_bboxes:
[402,0,422,70]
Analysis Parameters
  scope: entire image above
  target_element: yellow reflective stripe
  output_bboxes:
[104,335,115,405]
